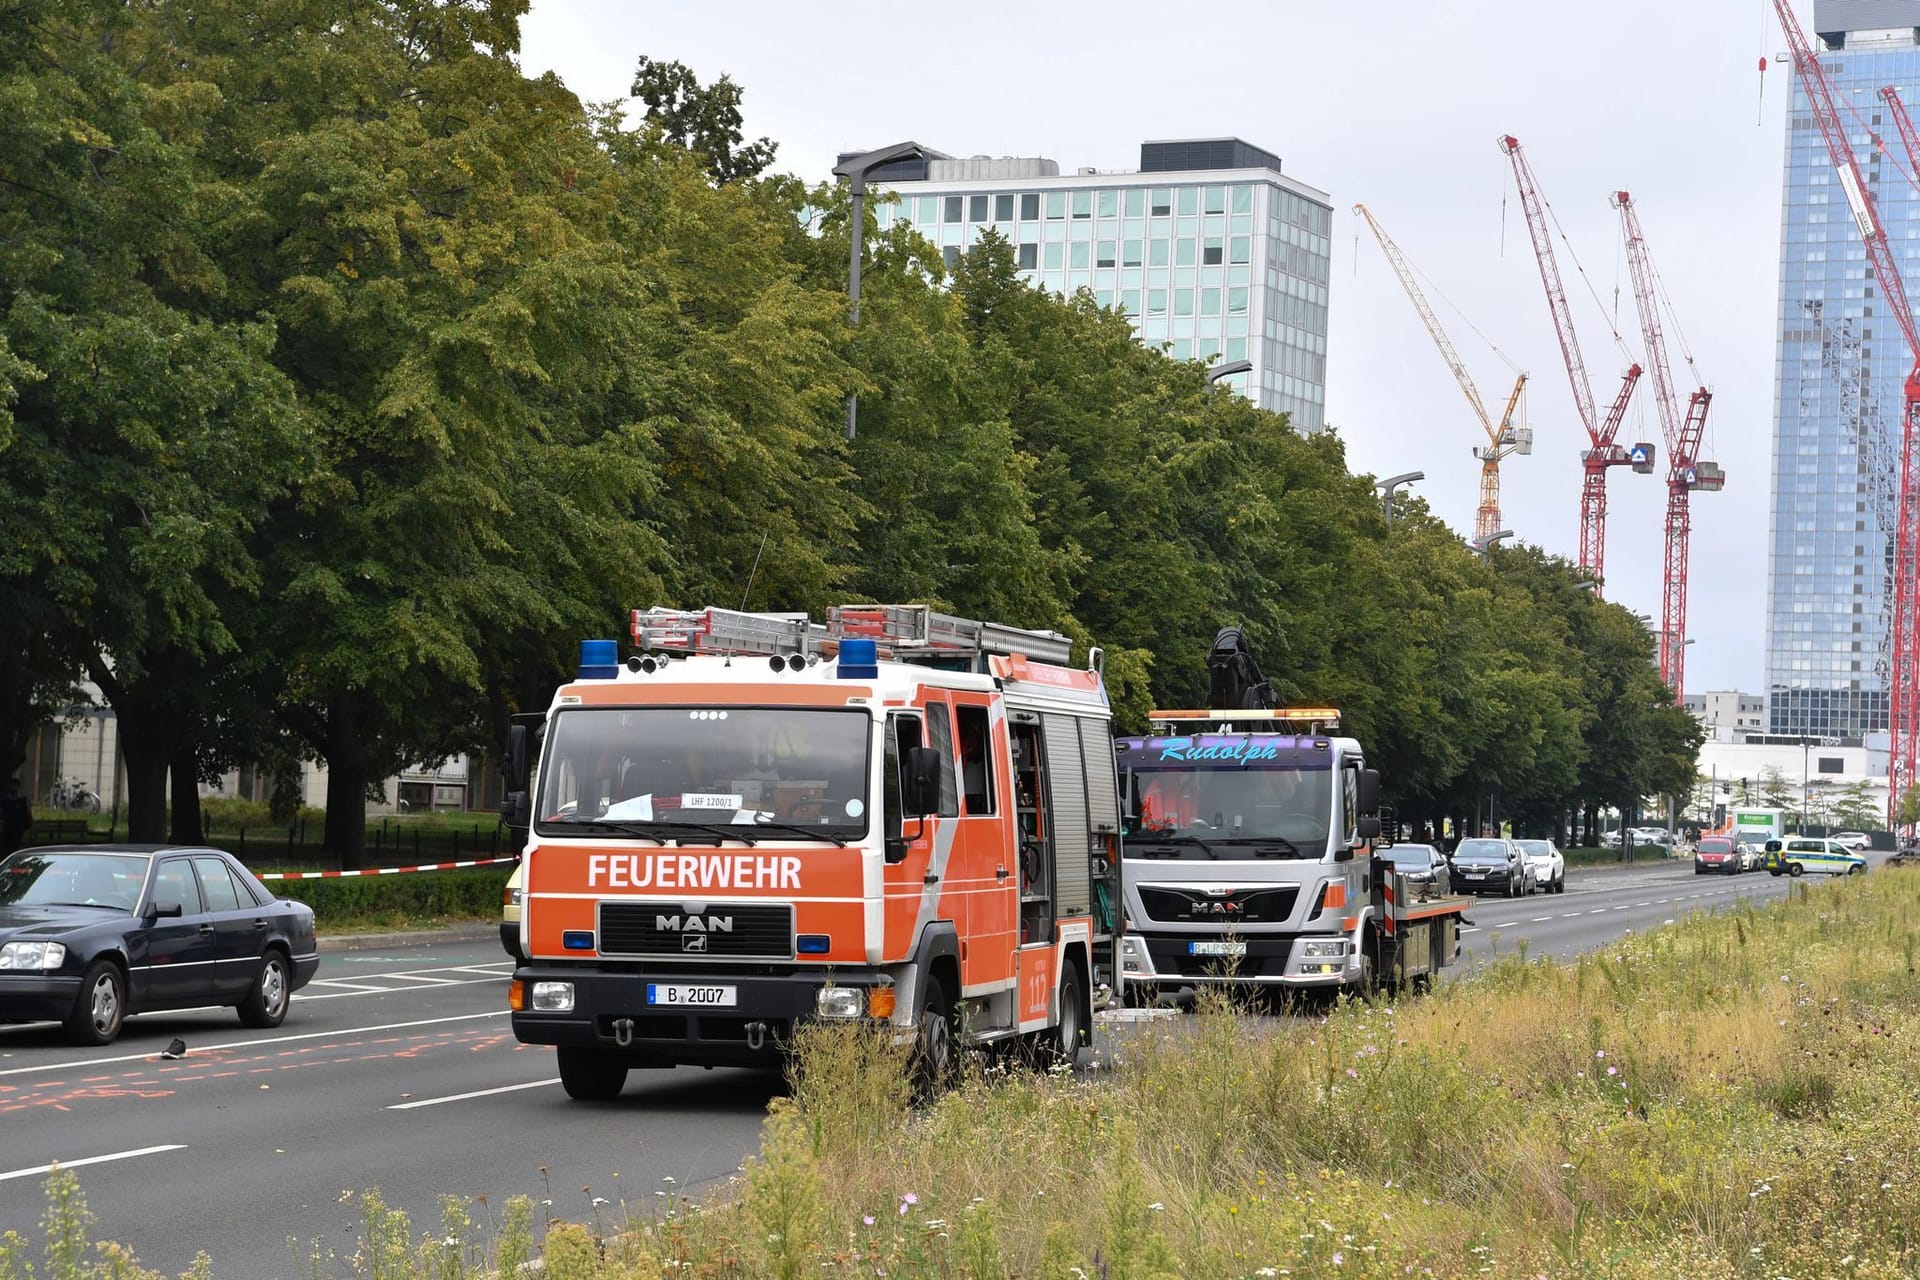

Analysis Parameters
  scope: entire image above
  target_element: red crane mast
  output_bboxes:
[1772,0,1920,826]
[1612,191,1723,703]
[1498,136,1644,592]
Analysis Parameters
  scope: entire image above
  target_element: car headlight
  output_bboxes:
[1300,940,1348,959]
[0,941,67,971]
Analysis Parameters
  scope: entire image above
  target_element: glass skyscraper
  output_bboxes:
[1767,1,1920,738]
[854,138,1332,430]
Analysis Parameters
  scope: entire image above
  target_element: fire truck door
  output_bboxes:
[1010,716,1052,944]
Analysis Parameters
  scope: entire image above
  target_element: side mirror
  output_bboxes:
[1358,815,1381,839]
[904,746,942,817]
[501,790,531,827]
[1357,768,1382,815]
[150,900,183,920]
[504,724,530,790]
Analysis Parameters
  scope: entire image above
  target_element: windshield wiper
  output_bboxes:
[1210,835,1305,858]
[748,819,849,847]
[542,818,666,844]
[634,820,759,846]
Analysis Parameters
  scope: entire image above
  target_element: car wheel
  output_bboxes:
[1848,864,1864,876]
[557,1046,629,1101]
[1788,862,1804,878]
[65,960,126,1046]
[238,951,292,1028]
[1038,963,1086,1069]
[1555,874,1565,894]
[913,976,957,1099]
[1505,875,1519,899]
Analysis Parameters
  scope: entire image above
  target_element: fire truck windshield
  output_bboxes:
[535,707,871,838]
[1116,735,1334,856]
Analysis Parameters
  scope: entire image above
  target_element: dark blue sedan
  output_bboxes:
[0,845,318,1045]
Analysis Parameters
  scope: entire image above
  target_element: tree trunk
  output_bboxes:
[121,738,170,842]
[169,747,203,844]
[321,692,368,869]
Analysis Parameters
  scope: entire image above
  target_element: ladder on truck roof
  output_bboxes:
[826,604,1073,666]
[630,603,1074,667]
[631,606,827,656]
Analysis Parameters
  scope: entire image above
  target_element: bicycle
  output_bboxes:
[44,777,102,813]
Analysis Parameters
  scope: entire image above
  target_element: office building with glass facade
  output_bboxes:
[1766,0,1920,738]
[854,138,1332,430]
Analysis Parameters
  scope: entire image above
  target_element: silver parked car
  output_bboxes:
[1382,843,1451,896]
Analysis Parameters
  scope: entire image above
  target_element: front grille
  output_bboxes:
[1138,886,1299,924]
[598,902,793,959]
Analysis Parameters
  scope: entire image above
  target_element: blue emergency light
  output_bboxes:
[578,639,619,680]
[837,637,879,679]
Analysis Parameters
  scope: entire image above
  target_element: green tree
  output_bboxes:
[629,57,776,185]
[0,0,314,836]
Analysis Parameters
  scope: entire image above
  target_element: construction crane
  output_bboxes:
[1611,191,1725,702]
[1498,136,1646,594]
[1354,202,1532,540]
[1773,0,1920,826]
[1801,299,1897,691]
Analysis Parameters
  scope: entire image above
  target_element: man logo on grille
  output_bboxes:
[682,934,708,953]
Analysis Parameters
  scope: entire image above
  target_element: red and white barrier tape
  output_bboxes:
[258,855,518,881]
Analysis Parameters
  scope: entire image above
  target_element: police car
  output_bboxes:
[1764,837,1867,878]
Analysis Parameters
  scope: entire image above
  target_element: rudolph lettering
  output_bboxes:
[587,853,803,891]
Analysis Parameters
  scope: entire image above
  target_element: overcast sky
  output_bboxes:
[519,0,1795,695]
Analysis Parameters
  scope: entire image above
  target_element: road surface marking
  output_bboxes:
[0,1012,511,1079]
[1530,917,1554,922]
[295,975,506,1001]
[0,1144,187,1183]
[387,1078,560,1110]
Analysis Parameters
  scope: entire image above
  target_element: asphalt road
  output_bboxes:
[0,853,1882,1276]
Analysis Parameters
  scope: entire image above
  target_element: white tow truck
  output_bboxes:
[1112,630,1470,997]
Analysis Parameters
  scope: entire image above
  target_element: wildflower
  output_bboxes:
[1148,1202,1165,1211]
[1595,1050,1605,1059]
[863,1216,875,1226]
[1606,1066,1617,1077]
[1332,1252,1344,1267]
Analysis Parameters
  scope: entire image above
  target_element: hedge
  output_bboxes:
[261,865,513,930]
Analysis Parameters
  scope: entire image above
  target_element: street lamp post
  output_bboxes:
[1802,735,1812,835]
[832,142,928,441]
[1375,470,1424,524]
[1204,357,1253,386]
[1469,528,1515,556]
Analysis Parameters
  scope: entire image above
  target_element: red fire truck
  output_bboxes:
[503,605,1122,1100]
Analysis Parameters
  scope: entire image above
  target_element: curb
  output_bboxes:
[317,921,499,952]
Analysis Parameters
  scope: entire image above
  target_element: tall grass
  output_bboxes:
[21,872,1920,1277]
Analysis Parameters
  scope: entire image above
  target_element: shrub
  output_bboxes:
[262,866,512,930]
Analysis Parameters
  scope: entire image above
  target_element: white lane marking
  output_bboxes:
[1530,917,1555,922]
[295,976,507,1001]
[0,1011,511,1079]
[0,1145,187,1184]
[1460,926,1481,934]
[387,1078,560,1110]
[1589,909,1609,915]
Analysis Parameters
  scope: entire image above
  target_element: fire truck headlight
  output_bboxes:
[1300,940,1348,959]
[531,981,575,1012]
[815,987,863,1019]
